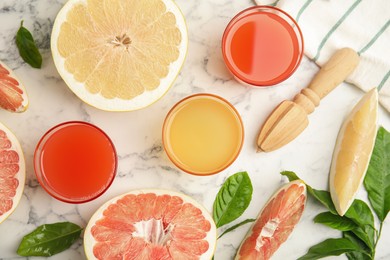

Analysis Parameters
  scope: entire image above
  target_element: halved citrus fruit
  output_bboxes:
[84,189,216,259]
[0,122,25,224]
[51,0,188,111]
[0,60,28,113]
[330,88,378,216]
[235,180,306,260]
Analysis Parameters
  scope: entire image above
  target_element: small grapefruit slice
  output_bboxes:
[84,189,216,259]
[330,88,378,216]
[235,180,306,260]
[0,122,26,223]
[0,60,28,113]
[51,0,188,111]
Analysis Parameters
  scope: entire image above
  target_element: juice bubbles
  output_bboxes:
[222,6,303,86]
[34,122,117,203]
[163,94,244,176]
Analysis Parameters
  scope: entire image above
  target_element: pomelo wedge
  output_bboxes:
[51,0,188,111]
[0,60,28,113]
[235,180,306,260]
[84,189,216,259]
[330,88,378,216]
[0,122,25,223]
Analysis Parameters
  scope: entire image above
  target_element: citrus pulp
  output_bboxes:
[330,88,378,216]
[0,122,25,223]
[51,0,188,111]
[235,180,306,260]
[84,189,216,259]
[0,60,28,113]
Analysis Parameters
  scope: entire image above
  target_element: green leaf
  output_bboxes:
[309,189,338,215]
[345,200,375,229]
[217,218,256,239]
[15,21,42,68]
[351,225,376,251]
[314,212,357,231]
[364,126,390,222]
[280,171,300,181]
[213,172,253,228]
[281,171,337,214]
[17,222,82,256]
[298,238,365,260]
[343,231,372,260]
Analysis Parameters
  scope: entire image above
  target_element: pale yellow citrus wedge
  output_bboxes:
[51,0,188,111]
[329,88,378,216]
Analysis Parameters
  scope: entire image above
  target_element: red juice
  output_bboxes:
[222,6,303,86]
[34,122,117,203]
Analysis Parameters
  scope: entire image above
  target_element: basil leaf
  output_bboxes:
[281,171,337,214]
[314,212,357,231]
[218,218,256,239]
[364,126,390,222]
[298,238,365,260]
[15,21,42,69]
[17,222,82,256]
[345,200,375,229]
[343,231,372,260]
[213,172,253,228]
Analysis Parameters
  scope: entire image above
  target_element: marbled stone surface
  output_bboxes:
[0,0,389,259]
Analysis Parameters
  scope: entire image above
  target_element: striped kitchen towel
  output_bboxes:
[255,0,390,112]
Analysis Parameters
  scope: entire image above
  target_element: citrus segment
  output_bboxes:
[0,122,26,223]
[330,88,378,216]
[235,180,306,260]
[0,60,28,113]
[84,190,216,259]
[51,0,188,111]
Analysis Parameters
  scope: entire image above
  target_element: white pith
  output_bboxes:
[0,122,26,224]
[132,219,174,246]
[84,189,217,260]
[51,0,188,112]
[255,218,280,251]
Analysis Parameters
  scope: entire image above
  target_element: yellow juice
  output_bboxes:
[163,94,244,175]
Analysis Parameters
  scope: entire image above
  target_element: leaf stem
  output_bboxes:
[372,222,384,258]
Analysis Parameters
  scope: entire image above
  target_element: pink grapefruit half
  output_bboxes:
[235,180,306,260]
[0,122,25,223]
[0,60,28,113]
[84,189,216,259]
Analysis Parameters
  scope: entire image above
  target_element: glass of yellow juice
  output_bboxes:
[162,93,244,176]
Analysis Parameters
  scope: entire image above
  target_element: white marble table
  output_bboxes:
[0,0,389,259]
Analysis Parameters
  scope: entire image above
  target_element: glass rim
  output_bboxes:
[162,93,244,176]
[34,121,117,204]
[222,5,304,87]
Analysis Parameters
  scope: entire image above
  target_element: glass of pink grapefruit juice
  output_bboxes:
[34,121,117,204]
[162,94,244,176]
[222,6,304,87]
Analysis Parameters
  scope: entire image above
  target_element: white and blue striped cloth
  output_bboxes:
[255,0,390,112]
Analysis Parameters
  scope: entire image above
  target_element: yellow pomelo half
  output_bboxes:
[329,88,378,216]
[51,0,188,111]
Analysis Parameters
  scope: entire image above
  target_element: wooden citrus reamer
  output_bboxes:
[257,48,360,152]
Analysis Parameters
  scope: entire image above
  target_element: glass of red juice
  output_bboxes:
[34,121,117,203]
[222,6,304,87]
